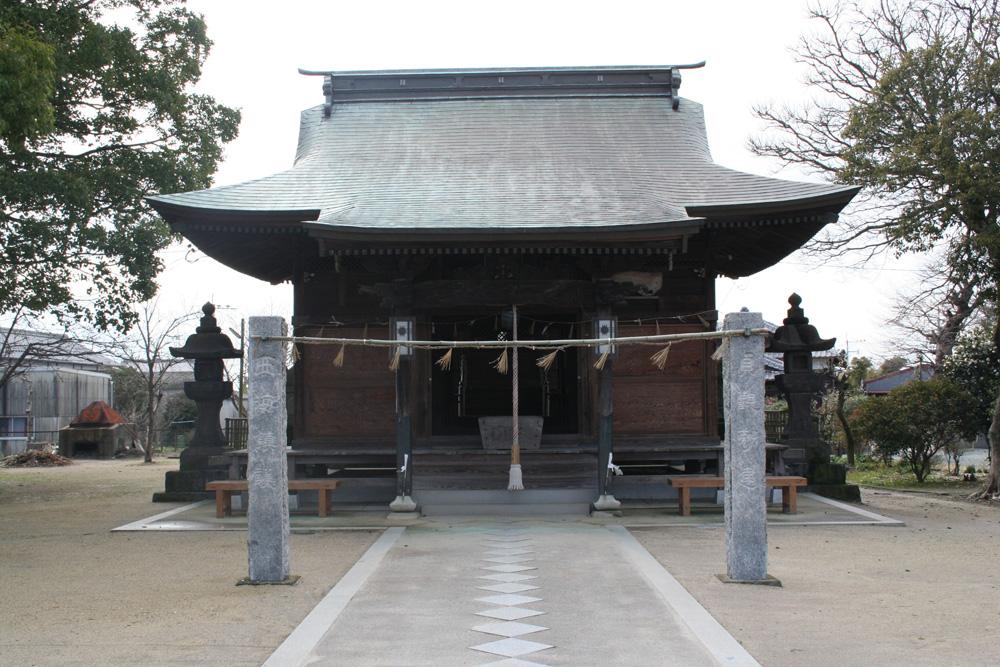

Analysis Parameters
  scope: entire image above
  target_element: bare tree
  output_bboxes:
[889,260,988,368]
[107,300,195,463]
[751,1,999,257]
[752,0,1000,497]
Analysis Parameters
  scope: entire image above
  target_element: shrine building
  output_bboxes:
[148,66,858,507]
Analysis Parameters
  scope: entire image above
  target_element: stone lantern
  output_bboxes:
[153,303,243,501]
[766,294,835,477]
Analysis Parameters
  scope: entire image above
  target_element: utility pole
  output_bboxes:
[239,318,245,418]
[844,338,865,363]
[229,319,246,418]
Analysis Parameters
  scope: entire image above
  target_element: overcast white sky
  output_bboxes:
[156,0,926,361]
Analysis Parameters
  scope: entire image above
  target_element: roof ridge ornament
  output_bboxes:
[298,63,705,107]
[322,74,333,117]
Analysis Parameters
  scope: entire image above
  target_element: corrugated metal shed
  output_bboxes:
[1,368,113,441]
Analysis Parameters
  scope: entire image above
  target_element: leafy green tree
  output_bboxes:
[160,393,196,448]
[0,1,239,331]
[876,356,909,376]
[823,355,873,466]
[752,0,1000,496]
[853,377,979,482]
[943,323,1000,439]
[110,365,147,442]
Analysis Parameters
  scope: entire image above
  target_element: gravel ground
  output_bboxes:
[0,459,379,667]
[5,460,998,666]
[633,489,1000,667]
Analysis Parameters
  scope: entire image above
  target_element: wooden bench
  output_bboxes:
[206,479,341,518]
[666,475,807,516]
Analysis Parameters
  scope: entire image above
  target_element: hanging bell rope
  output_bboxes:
[508,304,523,491]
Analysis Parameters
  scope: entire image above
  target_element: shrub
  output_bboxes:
[852,377,979,482]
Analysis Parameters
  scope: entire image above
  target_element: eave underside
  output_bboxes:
[167,206,838,284]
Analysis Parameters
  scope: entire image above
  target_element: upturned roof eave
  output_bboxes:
[145,196,321,224]
[687,185,861,218]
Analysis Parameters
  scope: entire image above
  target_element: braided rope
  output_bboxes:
[258,328,768,350]
[512,305,520,463]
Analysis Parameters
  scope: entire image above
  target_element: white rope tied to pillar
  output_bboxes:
[508,305,523,491]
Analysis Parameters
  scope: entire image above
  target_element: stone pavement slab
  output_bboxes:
[294,521,726,666]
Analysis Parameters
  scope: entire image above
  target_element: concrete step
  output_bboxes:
[420,502,593,516]
[415,487,595,506]
[414,488,597,514]
[414,471,596,490]
[413,453,596,466]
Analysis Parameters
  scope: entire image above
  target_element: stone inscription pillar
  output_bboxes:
[722,311,768,582]
[247,316,291,583]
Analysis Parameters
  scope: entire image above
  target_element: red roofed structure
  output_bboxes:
[69,401,127,428]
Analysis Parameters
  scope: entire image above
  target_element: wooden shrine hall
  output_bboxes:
[148,65,858,508]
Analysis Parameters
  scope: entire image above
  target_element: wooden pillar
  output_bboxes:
[390,317,417,513]
[593,312,621,511]
[395,358,413,495]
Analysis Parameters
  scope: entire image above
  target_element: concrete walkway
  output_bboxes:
[266,520,758,666]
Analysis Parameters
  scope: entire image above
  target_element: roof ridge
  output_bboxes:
[300,64,706,112]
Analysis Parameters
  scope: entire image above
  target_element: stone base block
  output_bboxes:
[808,483,862,502]
[591,493,622,511]
[809,462,848,485]
[236,575,300,586]
[716,573,782,586]
[152,491,213,502]
[389,495,419,512]
[155,467,229,502]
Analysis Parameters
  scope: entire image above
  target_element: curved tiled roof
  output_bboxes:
[148,95,856,233]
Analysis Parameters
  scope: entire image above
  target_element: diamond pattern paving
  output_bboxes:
[482,564,536,573]
[475,607,546,621]
[477,582,539,594]
[471,527,548,664]
[483,556,534,564]
[470,638,554,658]
[479,573,538,583]
[476,593,543,607]
[484,550,533,557]
[473,621,548,638]
[474,660,552,667]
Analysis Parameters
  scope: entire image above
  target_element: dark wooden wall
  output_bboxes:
[290,252,720,447]
[294,325,395,442]
[612,324,716,436]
